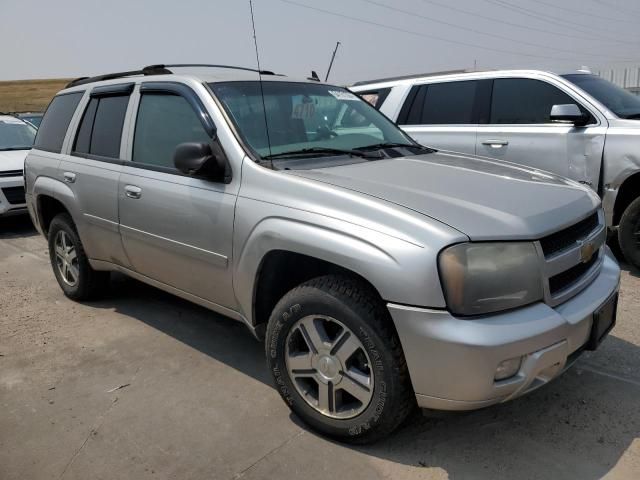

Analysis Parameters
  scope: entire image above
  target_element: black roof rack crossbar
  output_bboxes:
[66,63,277,89]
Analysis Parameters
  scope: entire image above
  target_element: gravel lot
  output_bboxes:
[1,214,639,480]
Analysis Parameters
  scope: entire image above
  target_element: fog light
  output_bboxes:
[495,357,522,381]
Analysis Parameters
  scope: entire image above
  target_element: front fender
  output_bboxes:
[233,204,449,325]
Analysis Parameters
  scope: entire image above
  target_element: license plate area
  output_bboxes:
[586,292,618,351]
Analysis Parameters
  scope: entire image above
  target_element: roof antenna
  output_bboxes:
[249,0,273,160]
[325,41,341,82]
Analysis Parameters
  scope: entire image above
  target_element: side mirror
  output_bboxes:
[550,104,589,126]
[173,142,229,181]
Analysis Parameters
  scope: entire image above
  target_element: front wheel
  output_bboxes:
[265,275,414,443]
[618,196,640,270]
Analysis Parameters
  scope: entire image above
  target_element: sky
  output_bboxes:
[1,0,640,84]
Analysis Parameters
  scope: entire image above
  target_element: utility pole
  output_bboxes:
[325,41,341,82]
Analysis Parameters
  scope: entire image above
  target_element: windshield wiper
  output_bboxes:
[356,142,432,152]
[624,113,640,119]
[263,147,380,160]
[0,146,32,151]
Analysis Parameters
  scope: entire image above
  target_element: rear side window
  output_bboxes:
[132,94,211,168]
[490,78,580,124]
[34,92,83,153]
[73,94,130,158]
[401,81,477,125]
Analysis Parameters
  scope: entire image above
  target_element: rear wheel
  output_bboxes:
[48,214,109,300]
[618,196,640,270]
[265,275,414,443]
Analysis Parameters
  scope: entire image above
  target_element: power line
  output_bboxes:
[359,0,636,62]
[485,0,634,40]
[417,0,639,47]
[589,0,640,16]
[277,0,577,61]
[534,0,638,24]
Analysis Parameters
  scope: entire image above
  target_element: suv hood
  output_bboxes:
[287,152,599,240]
[0,149,28,172]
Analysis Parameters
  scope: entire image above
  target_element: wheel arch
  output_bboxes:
[613,171,640,226]
[233,217,405,337]
[32,176,80,234]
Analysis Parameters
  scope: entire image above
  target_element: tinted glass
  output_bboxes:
[563,74,640,119]
[73,98,98,154]
[0,117,36,150]
[90,95,129,158]
[490,79,579,124]
[34,92,83,153]
[421,81,476,124]
[210,81,412,158]
[133,94,211,168]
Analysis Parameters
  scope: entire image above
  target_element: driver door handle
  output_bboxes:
[124,185,142,199]
[481,139,509,148]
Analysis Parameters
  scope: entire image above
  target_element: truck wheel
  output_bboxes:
[265,275,414,443]
[618,196,640,270]
[48,213,109,300]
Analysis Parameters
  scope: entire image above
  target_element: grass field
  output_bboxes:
[0,79,72,113]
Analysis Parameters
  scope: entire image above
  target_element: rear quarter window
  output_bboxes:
[34,92,84,153]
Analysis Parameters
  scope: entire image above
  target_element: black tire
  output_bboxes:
[48,213,109,300]
[618,196,640,270]
[265,274,414,444]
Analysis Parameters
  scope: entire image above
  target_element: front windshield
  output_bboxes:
[209,81,417,160]
[0,118,36,151]
[563,74,640,119]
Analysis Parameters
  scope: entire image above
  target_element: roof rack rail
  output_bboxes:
[65,63,277,89]
[351,69,473,86]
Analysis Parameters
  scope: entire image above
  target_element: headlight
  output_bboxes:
[438,242,543,316]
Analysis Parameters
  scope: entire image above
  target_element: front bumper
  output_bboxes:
[0,176,27,216]
[388,248,621,410]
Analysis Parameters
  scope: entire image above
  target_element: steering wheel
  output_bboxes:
[316,125,338,140]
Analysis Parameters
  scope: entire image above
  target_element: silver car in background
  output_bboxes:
[25,65,620,443]
[352,70,640,270]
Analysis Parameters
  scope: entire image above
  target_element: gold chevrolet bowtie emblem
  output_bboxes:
[579,241,596,263]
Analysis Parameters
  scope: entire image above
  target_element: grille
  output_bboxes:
[2,186,26,205]
[549,253,599,296]
[0,170,23,178]
[540,212,599,257]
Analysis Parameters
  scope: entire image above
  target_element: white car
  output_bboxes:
[0,115,35,216]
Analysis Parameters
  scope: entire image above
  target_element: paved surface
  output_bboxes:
[1,214,639,480]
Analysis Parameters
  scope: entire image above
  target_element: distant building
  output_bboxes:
[594,66,640,96]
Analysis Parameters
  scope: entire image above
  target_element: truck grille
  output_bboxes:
[2,186,26,205]
[537,210,605,307]
[0,169,23,178]
[548,254,599,296]
[540,212,599,258]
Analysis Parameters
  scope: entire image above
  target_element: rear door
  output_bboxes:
[396,80,483,155]
[118,82,237,309]
[58,84,132,266]
[475,77,606,189]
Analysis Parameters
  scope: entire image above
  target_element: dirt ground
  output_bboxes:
[1,214,639,480]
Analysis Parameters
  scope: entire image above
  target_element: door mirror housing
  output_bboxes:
[550,104,589,126]
[173,142,231,182]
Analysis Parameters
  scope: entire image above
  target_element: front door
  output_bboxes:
[475,77,606,190]
[118,83,237,309]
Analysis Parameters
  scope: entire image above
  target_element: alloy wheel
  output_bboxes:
[285,315,374,419]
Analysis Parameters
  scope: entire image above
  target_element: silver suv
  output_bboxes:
[352,69,640,270]
[25,64,620,443]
